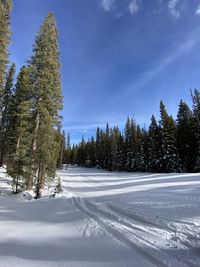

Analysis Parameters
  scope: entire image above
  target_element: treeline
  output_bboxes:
[0,0,63,197]
[65,95,200,173]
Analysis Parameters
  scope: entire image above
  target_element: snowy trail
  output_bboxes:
[72,196,169,267]
[60,167,200,267]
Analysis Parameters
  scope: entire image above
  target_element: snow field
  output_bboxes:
[0,166,200,266]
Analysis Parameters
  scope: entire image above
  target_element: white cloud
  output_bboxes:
[100,0,141,15]
[101,0,115,12]
[196,4,200,15]
[129,0,140,15]
[168,0,181,17]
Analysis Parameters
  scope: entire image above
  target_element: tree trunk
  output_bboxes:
[35,161,45,198]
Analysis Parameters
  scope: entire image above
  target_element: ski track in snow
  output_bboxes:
[0,166,200,266]
[61,167,200,267]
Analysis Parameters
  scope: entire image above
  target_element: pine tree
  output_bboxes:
[142,128,150,171]
[148,115,162,172]
[191,89,200,171]
[88,136,96,167]
[124,117,132,171]
[30,13,63,198]
[0,0,12,109]
[96,127,101,167]
[0,63,15,166]
[159,101,180,172]
[69,144,76,165]
[64,132,71,165]
[192,89,200,127]
[118,133,125,171]
[130,118,137,171]
[135,126,145,171]
[57,129,66,169]
[105,123,111,170]
[177,100,196,172]
[110,129,118,171]
[76,136,85,166]
[7,65,34,193]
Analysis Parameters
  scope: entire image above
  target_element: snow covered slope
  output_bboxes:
[0,166,200,267]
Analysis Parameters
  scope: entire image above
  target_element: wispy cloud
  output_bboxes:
[100,0,141,15]
[168,0,181,17]
[196,4,200,15]
[129,0,140,15]
[121,28,200,96]
[100,0,115,12]
[100,0,200,17]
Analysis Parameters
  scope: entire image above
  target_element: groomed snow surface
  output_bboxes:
[0,167,200,267]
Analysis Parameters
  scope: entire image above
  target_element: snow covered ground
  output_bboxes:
[0,166,200,267]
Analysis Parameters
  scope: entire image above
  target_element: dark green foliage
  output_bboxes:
[68,91,200,173]
[6,66,34,193]
[0,0,12,108]
[54,177,63,194]
[135,126,145,172]
[1,0,200,198]
[148,115,162,172]
[4,13,63,195]
[191,89,200,171]
[57,129,66,169]
[177,100,197,172]
[0,63,15,166]
[29,13,63,197]
[159,101,181,172]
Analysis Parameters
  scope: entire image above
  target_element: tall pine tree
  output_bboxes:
[7,65,34,192]
[177,100,196,172]
[30,13,63,197]
[0,63,15,166]
[159,101,180,172]
[0,0,12,109]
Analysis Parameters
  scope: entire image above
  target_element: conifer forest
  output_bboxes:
[66,95,200,173]
[1,0,200,198]
[1,1,200,266]
[0,1,63,197]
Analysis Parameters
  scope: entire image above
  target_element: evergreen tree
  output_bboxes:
[88,136,96,167]
[192,89,200,127]
[68,95,200,174]
[130,118,137,171]
[0,0,12,109]
[96,127,101,167]
[57,129,66,169]
[177,100,197,172]
[110,129,118,171]
[135,126,145,171]
[191,89,200,171]
[77,136,86,166]
[105,123,111,170]
[64,132,71,165]
[0,63,15,166]
[118,133,125,171]
[30,13,63,197]
[124,117,132,171]
[69,144,76,165]
[159,101,180,172]
[142,128,150,171]
[148,115,162,172]
[7,65,34,192]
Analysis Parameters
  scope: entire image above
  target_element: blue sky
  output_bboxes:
[11,0,200,144]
